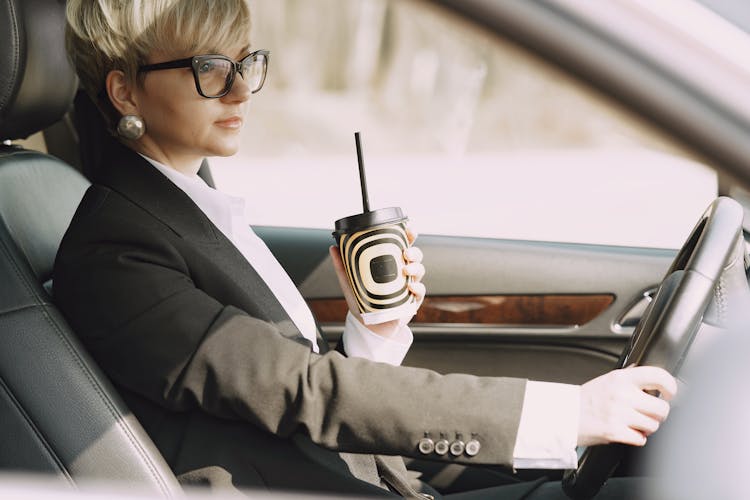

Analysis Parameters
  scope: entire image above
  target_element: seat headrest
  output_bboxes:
[0,0,78,141]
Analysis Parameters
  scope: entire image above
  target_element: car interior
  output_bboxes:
[3,0,750,498]
[0,0,181,494]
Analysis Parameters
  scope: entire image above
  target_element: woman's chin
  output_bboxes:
[209,141,241,158]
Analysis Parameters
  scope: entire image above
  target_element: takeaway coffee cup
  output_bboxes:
[333,207,417,324]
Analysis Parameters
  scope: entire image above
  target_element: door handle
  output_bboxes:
[612,288,657,334]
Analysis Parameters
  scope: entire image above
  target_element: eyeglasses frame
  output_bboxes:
[137,49,270,98]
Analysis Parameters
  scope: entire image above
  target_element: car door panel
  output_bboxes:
[255,226,676,383]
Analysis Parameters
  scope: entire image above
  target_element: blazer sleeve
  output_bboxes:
[53,208,527,467]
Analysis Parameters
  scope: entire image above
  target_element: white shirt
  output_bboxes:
[142,155,413,361]
[141,154,579,469]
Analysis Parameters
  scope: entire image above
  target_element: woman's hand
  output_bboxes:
[577,365,678,447]
[329,227,426,337]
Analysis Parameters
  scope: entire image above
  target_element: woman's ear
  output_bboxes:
[105,70,139,116]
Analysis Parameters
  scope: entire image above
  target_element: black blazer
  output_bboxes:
[53,138,527,497]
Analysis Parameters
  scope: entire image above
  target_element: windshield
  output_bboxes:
[211,0,725,249]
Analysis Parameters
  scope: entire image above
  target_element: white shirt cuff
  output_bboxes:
[512,381,580,469]
[341,311,413,366]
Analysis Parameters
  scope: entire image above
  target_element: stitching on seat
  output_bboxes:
[0,0,20,111]
[0,228,42,306]
[0,237,176,496]
[0,375,74,485]
[37,304,176,497]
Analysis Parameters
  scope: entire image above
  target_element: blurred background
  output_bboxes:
[207,0,745,248]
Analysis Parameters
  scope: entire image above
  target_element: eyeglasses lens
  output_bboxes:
[197,58,233,97]
[242,54,267,93]
[195,54,267,97]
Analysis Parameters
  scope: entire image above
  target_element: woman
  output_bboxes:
[56,0,676,498]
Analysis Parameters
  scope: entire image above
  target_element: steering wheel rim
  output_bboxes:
[562,196,746,500]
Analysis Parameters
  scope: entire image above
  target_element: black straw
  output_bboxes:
[355,132,370,213]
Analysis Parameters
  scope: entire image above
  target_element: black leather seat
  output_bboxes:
[0,0,181,495]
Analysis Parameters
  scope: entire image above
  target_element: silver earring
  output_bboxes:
[117,114,145,140]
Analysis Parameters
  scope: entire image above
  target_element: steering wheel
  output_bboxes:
[562,196,749,500]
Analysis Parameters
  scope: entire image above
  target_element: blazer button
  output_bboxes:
[434,439,450,456]
[449,439,465,456]
[418,437,435,455]
[465,439,481,457]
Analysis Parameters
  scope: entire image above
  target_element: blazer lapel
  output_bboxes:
[95,138,308,345]
[94,138,220,243]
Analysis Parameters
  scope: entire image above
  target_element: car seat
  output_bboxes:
[0,0,181,495]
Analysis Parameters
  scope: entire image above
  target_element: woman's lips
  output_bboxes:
[215,117,243,129]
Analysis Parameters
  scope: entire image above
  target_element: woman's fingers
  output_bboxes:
[407,281,426,303]
[627,408,662,436]
[613,427,648,447]
[625,365,678,401]
[403,243,426,304]
[578,366,677,447]
[403,245,425,287]
[403,262,425,282]
[632,390,671,421]
[406,226,418,245]
[404,246,423,264]
[404,228,426,303]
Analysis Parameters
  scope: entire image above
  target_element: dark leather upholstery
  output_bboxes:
[0,0,181,495]
[0,151,88,287]
[0,0,78,140]
[0,201,180,495]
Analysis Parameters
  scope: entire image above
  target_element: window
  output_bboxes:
[211,0,717,248]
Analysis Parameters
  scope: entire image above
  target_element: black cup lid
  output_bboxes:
[334,207,406,235]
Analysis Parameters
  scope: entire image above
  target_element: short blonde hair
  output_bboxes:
[65,0,252,126]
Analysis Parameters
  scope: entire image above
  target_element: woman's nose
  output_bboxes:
[224,72,252,102]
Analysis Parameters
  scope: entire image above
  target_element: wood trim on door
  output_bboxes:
[308,294,614,327]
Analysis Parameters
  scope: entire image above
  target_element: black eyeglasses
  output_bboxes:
[138,50,269,98]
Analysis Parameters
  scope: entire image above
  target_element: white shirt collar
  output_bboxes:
[134,153,413,360]
[136,153,321,353]
[138,154,244,238]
